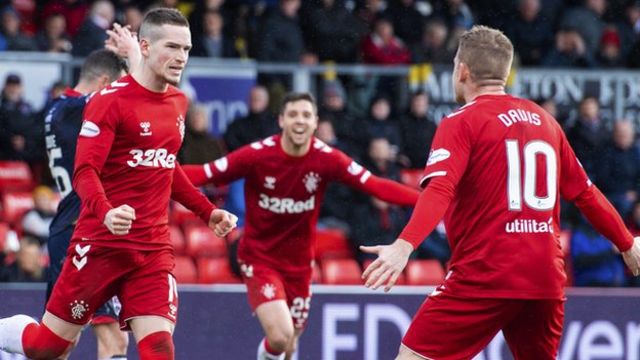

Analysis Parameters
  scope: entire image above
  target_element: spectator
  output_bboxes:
[35,13,72,53]
[398,91,437,168]
[223,85,277,151]
[0,237,45,282]
[616,0,640,59]
[542,26,597,68]
[40,0,89,38]
[505,0,554,66]
[71,0,114,56]
[21,186,56,245]
[122,5,143,34]
[257,0,305,63]
[360,17,411,65]
[366,95,402,157]
[0,74,36,161]
[0,6,37,51]
[191,10,237,58]
[560,0,606,54]
[571,219,625,287]
[416,221,450,269]
[535,97,567,128]
[432,0,474,32]
[566,96,610,178]
[350,137,407,261]
[595,120,640,217]
[411,19,455,64]
[353,0,387,32]
[179,104,225,164]
[597,27,624,67]
[385,0,426,47]
[316,117,355,232]
[304,0,363,63]
[320,80,367,158]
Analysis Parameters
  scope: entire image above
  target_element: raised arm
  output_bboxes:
[182,144,254,186]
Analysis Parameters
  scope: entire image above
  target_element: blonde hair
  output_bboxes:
[457,25,513,86]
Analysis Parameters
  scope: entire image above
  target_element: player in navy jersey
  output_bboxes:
[43,26,139,360]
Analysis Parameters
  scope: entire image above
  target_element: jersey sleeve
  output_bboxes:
[182,144,255,187]
[558,133,592,201]
[171,162,216,223]
[419,114,473,189]
[72,93,118,222]
[330,149,419,206]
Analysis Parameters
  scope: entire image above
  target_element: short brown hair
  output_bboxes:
[280,92,317,114]
[139,8,189,40]
[457,25,513,85]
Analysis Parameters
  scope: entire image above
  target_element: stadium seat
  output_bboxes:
[169,201,199,227]
[170,225,186,255]
[184,225,227,257]
[321,258,362,285]
[197,257,241,284]
[173,256,198,284]
[315,228,353,260]
[400,168,424,189]
[1,192,34,225]
[0,161,34,193]
[405,260,446,285]
[0,222,9,251]
[311,261,322,284]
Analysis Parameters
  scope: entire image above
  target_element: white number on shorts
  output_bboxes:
[168,274,178,302]
[290,296,311,321]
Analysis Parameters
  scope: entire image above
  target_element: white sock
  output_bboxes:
[257,338,284,360]
[0,314,37,354]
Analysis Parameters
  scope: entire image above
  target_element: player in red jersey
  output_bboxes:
[362,25,640,360]
[0,8,237,360]
[183,92,419,360]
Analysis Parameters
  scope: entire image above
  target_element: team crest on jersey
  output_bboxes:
[140,121,152,136]
[262,284,276,300]
[264,176,276,189]
[303,172,320,193]
[176,115,185,141]
[69,300,89,320]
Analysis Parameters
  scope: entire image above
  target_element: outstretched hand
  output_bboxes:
[208,209,238,238]
[361,239,414,292]
[622,237,640,276]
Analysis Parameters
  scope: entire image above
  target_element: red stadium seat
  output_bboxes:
[0,161,34,193]
[169,201,199,227]
[184,225,227,257]
[405,260,445,286]
[315,228,352,260]
[400,168,424,189]
[321,258,362,285]
[1,192,34,225]
[0,222,9,251]
[312,261,322,284]
[173,256,197,284]
[197,257,241,284]
[170,225,186,255]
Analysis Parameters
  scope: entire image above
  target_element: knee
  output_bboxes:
[137,331,173,360]
[266,327,294,354]
[23,323,73,360]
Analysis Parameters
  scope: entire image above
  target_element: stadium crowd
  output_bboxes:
[1,0,640,288]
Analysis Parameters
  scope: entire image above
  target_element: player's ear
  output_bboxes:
[458,62,470,82]
[278,114,284,129]
[139,38,151,57]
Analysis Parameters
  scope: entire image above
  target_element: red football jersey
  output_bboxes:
[419,94,591,299]
[200,135,397,274]
[72,75,214,251]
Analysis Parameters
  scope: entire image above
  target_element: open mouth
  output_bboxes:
[293,127,306,135]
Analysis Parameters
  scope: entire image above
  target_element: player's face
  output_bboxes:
[146,24,192,86]
[279,100,318,147]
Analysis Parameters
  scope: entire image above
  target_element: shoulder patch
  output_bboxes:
[79,120,100,137]
[426,148,450,166]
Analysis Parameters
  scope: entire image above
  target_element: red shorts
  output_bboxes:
[46,244,179,331]
[239,261,312,329]
[402,291,564,360]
